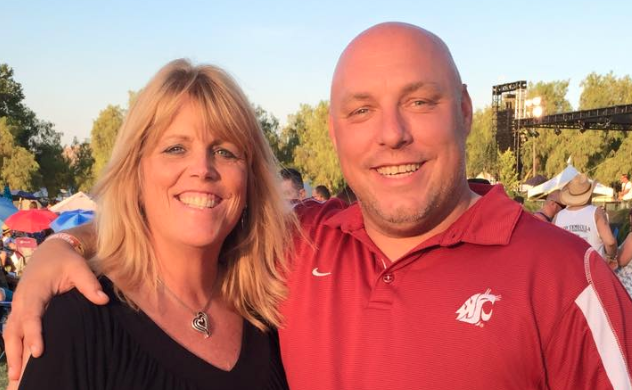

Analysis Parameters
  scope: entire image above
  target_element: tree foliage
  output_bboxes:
[466,107,496,178]
[90,105,124,180]
[0,118,39,190]
[519,80,572,179]
[516,73,632,188]
[289,101,344,193]
[1,65,72,195]
[69,138,95,192]
[497,148,519,196]
[580,72,632,186]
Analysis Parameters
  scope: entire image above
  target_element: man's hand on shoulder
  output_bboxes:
[4,235,106,382]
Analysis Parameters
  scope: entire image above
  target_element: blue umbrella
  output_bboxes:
[50,209,95,232]
[0,197,18,221]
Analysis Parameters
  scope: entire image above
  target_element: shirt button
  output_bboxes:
[382,273,395,284]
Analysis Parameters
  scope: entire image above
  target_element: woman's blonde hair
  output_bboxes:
[91,59,296,330]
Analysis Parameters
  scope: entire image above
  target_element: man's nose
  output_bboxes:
[377,108,413,149]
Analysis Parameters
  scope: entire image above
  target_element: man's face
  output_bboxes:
[621,176,628,183]
[281,179,304,201]
[546,199,565,214]
[329,26,472,237]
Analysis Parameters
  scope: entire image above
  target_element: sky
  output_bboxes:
[2,0,631,145]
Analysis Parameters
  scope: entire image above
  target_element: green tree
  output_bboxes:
[0,64,26,120]
[29,120,72,198]
[69,138,95,192]
[90,105,124,180]
[466,106,497,178]
[1,63,72,195]
[290,101,345,193]
[277,118,301,167]
[0,118,39,190]
[497,148,519,196]
[579,72,632,109]
[254,105,283,161]
[519,80,573,180]
[579,72,632,186]
[0,64,53,149]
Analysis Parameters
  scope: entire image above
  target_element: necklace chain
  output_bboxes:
[158,280,214,315]
[157,273,219,338]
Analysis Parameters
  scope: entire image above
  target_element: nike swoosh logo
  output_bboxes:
[312,268,332,277]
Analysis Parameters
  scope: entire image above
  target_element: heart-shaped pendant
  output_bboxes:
[192,312,211,338]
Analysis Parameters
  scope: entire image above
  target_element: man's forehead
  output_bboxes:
[331,24,458,103]
[338,81,443,104]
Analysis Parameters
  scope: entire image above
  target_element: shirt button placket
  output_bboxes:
[382,273,395,284]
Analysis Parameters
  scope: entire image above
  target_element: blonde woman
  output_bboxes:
[16,59,294,390]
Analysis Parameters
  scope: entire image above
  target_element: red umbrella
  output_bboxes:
[5,209,58,233]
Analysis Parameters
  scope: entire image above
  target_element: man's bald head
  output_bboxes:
[331,22,463,105]
[326,22,474,247]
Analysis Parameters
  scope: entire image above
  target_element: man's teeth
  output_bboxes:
[376,163,421,177]
[179,194,218,209]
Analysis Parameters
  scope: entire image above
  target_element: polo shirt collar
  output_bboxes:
[323,184,523,249]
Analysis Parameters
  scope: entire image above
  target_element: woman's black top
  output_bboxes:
[18,276,288,390]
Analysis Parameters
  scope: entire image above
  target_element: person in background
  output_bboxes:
[2,225,13,247]
[279,168,306,202]
[619,209,632,268]
[466,178,491,185]
[311,185,331,202]
[335,185,357,205]
[0,250,15,274]
[619,173,632,200]
[533,190,565,223]
[554,174,618,268]
[0,286,13,302]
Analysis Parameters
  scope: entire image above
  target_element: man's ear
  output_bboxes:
[461,84,473,136]
[299,189,306,200]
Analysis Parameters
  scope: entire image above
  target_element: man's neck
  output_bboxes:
[365,189,480,261]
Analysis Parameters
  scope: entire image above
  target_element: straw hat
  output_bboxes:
[560,173,596,207]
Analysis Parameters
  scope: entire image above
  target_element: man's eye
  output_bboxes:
[351,107,369,116]
[163,145,185,154]
[409,99,437,109]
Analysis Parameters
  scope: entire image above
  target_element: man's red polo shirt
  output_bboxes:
[279,185,632,390]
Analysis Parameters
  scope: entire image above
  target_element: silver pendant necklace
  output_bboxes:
[158,278,216,338]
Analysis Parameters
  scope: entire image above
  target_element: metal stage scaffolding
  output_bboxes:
[492,80,632,178]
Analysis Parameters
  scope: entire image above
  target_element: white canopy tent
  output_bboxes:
[527,165,615,199]
[50,191,97,213]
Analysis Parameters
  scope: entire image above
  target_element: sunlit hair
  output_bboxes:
[91,59,297,330]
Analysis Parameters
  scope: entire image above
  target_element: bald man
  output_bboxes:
[6,23,632,390]
[533,189,565,222]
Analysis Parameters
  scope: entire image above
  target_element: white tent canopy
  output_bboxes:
[50,191,97,213]
[527,165,615,199]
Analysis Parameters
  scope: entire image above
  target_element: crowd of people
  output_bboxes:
[0,21,631,390]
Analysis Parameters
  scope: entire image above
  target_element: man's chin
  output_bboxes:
[360,202,435,238]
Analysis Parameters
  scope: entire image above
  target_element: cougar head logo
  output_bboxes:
[455,288,502,327]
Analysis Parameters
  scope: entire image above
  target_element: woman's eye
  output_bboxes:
[214,148,237,159]
[163,145,185,154]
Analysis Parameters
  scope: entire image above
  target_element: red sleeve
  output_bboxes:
[544,249,632,390]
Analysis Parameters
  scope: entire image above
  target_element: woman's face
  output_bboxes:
[141,101,248,252]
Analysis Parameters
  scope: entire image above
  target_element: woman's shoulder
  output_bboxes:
[43,276,118,334]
